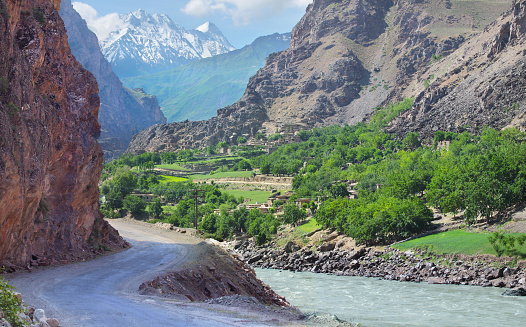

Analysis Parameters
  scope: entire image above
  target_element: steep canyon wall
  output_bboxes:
[0,0,127,269]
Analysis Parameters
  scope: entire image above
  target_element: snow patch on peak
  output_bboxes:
[196,22,211,33]
[92,9,236,77]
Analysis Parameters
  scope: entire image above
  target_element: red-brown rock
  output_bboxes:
[0,0,128,269]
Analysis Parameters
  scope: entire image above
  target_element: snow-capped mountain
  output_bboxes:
[91,9,235,78]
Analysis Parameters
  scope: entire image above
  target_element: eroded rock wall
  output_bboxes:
[0,0,127,269]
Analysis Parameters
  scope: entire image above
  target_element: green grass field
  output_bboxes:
[393,230,526,257]
[189,156,243,165]
[296,218,321,234]
[156,163,189,171]
[189,171,253,180]
[162,205,177,214]
[157,175,188,184]
[222,190,272,204]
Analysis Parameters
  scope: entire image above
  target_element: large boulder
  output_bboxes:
[502,287,526,296]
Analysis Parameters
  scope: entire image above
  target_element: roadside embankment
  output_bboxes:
[138,239,291,306]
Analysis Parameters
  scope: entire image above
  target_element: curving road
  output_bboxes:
[7,220,276,326]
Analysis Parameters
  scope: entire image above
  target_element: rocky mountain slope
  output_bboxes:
[84,8,235,78]
[388,0,526,137]
[123,33,291,123]
[0,0,128,269]
[126,0,514,154]
[60,0,166,161]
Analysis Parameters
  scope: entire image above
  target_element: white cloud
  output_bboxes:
[181,0,312,25]
[73,2,125,40]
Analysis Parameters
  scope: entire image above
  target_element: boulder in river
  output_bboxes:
[502,287,526,296]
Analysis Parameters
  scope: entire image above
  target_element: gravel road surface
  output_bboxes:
[7,219,287,326]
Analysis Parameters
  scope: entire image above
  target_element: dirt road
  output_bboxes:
[7,219,294,326]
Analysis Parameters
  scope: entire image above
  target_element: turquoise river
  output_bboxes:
[256,268,526,326]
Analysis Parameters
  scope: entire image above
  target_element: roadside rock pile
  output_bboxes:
[232,239,526,293]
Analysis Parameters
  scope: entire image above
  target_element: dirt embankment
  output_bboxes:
[139,240,290,306]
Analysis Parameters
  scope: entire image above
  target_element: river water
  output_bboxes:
[256,268,526,327]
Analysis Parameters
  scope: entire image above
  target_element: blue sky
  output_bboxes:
[73,0,311,48]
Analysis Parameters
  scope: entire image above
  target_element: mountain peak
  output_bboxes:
[96,10,235,78]
[196,21,211,33]
[131,8,149,19]
[196,21,221,34]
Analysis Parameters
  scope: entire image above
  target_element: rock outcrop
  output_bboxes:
[0,0,127,269]
[59,0,166,160]
[126,0,512,154]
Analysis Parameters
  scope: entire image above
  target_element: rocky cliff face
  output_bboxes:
[60,0,166,161]
[126,0,512,154]
[389,0,526,137]
[0,0,127,269]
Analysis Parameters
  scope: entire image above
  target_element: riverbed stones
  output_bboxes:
[284,241,300,253]
[318,242,336,252]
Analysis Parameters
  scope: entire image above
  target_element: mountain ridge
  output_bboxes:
[123,32,291,123]
[126,0,519,155]
[86,8,235,78]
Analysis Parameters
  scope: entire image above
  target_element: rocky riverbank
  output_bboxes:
[228,238,526,294]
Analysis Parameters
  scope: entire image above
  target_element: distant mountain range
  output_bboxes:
[95,9,235,78]
[123,33,291,123]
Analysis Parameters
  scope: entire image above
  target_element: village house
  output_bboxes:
[132,193,156,202]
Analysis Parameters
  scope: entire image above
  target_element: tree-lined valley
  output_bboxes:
[2,0,526,326]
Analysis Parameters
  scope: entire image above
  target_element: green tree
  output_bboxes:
[268,133,282,141]
[0,276,25,327]
[403,132,421,150]
[309,200,318,214]
[113,169,137,195]
[147,198,163,219]
[238,159,252,171]
[105,189,123,210]
[237,136,247,144]
[217,141,229,149]
[100,184,110,195]
[272,163,287,176]
[260,162,271,174]
[200,213,217,234]
[329,183,349,198]
[283,204,307,226]
[123,195,146,216]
